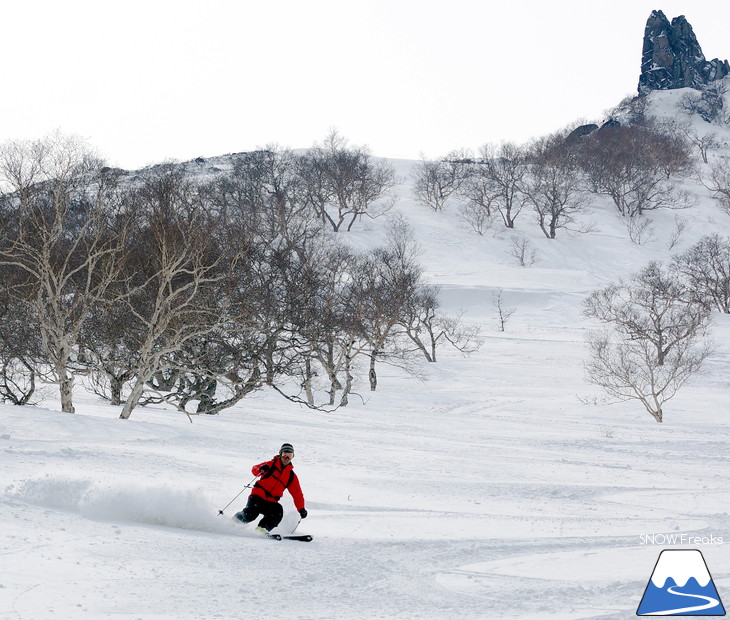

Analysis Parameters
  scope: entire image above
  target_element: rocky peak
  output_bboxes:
[638,10,729,94]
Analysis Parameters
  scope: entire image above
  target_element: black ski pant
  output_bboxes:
[236,495,283,531]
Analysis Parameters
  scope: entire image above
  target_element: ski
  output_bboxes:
[267,533,313,542]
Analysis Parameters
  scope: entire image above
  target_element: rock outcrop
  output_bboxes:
[638,10,729,94]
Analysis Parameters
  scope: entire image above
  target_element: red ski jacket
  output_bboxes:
[250,456,305,511]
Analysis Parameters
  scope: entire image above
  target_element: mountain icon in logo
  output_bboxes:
[637,549,725,616]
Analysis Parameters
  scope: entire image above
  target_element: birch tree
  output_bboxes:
[118,166,228,420]
[0,297,43,405]
[411,151,470,212]
[0,133,130,413]
[300,130,397,232]
[579,125,693,218]
[475,142,529,228]
[700,156,730,215]
[523,134,587,239]
[398,284,482,363]
[583,262,712,422]
[671,234,730,313]
[352,220,423,391]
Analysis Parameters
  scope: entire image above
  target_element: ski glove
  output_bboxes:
[258,464,270,475]
[299,508,308,519]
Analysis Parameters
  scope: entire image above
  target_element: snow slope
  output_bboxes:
[1,92,730,619]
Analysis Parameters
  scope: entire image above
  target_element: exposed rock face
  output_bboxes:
[638,10,729,94]
[565,120,623,144]
[565,124,599,143]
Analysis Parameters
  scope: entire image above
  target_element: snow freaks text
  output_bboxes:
[640,533,724,546]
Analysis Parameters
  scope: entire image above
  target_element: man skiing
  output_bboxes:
[234,443,307,534]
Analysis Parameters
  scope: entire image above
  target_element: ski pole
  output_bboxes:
[218,476,257,515]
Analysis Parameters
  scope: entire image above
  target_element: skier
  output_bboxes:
[234,443,307,534]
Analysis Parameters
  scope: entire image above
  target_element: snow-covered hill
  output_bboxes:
[1,91,729,619]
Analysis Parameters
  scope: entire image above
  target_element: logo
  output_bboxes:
[640,533,724,546]
[637,549,725,616]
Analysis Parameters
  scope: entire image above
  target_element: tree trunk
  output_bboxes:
[651,392,664,422]
[322,343,341,405]
[303,358,315,406]
[339,348,353,407]
[110,377,123,406]
[120,378,147,419]
[347,212,360,232]
[405,331,434,362]
[328,374,340,406]
[265,345,276,385]
[369,352,377,391]
[195,379,217,413]
[58,367,75,413]
[429,329,438,363]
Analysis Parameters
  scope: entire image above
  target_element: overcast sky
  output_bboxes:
[3,1,729,169]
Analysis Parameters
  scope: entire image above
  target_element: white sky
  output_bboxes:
[2,1,729,169]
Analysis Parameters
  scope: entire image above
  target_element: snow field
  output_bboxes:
[2,108,730,618]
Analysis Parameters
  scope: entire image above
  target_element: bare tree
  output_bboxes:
[300,130,397,231]
[199,145,332,409]
[411,150,470,212]
[398,284,440,362]
[681,125,719,164]
[623,215,655,246]
[117,166,230,420]
[205,146,313,244]
[700,156,730,215]
[458,198,498,236]
[474,142,529,228]
[398,284,481,363]
[351,217,423,391]
[523,134,587,239]
[585,329,710,423]
[678,82,729,125]
[666,214,687,250]
[578,125,694,218]
[315,254,367,407]
[457,157,500,233]
[678,92,705,119]
[78,300,139,405]
[284,239,364,407]
[509,236,538,267]
[0,297,44,405]
[671,234,730,313]
[491,289,516,332]
[0,133,130,413]
[583,262,712,422]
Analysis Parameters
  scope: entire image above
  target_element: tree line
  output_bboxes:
[410,117,723,240]
[0,132,479,419]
